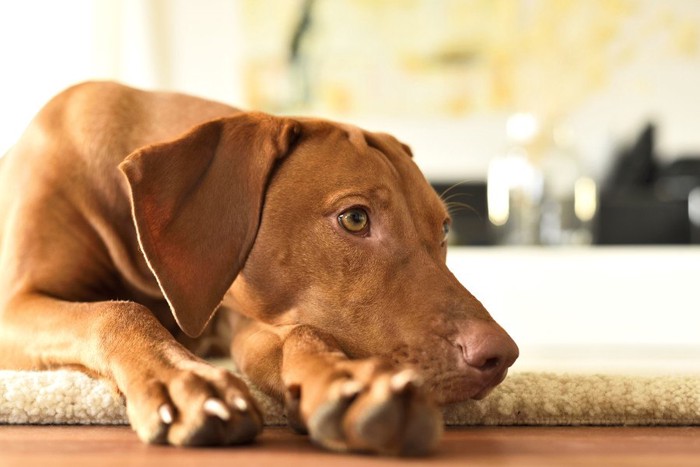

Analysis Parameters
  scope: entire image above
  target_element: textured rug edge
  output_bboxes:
[1,369,698,427]
[443,372,700,426]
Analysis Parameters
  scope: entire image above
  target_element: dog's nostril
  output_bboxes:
[480,357,501,372]
[457,342,501,372]
[456,343,467,362]
[455,321,519,375]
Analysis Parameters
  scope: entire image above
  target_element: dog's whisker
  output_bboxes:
[445,201,481,219]
[203,398,231,421]
[438,179,474,201]
[444,201,476,210]
[441,192,474,204]
[158,403,175,425]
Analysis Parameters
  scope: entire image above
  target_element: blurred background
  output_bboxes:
[2,0,700,246]
[1,0,698,369]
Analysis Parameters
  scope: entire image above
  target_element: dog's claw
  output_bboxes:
[232,396,248,412]
[158,403,175,425]
[203,398,231,421]
[340,381,363,398]
[390,369,422,392]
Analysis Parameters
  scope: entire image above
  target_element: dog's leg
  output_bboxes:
[0,294,262,446]
[231,319,443,456]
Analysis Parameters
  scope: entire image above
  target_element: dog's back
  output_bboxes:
[2,81,238,186]
[0,82,238,328]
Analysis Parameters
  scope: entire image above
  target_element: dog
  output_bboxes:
[0,82,518,455]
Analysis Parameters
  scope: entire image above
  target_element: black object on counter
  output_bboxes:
[597,123,700,244]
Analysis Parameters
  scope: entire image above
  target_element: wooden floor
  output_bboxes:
[0,425,698,466]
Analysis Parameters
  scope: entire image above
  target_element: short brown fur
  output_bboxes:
[0,82,517,455]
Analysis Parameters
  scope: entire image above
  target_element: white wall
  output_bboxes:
[1,1,98,154]
[448,247,700,374]
[0,0,246,156]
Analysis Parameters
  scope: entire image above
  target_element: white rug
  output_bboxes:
[1,366,697,426]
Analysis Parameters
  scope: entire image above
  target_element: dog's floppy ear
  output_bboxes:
[120,113,300,337]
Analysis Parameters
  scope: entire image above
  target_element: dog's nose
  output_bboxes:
[456,320,519,382]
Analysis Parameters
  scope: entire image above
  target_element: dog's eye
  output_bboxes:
[442,221,450,244]
[338,208,369,234]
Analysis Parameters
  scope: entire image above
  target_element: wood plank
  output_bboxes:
[0,426,698,466]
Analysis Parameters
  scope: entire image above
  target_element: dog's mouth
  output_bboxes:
[421,365,510,405]
[469,367,509,400]
[383,334,516,405]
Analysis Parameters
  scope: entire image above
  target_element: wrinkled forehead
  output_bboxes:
[273,118,446,216]
[291,120,414,182]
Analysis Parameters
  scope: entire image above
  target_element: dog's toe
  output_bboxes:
[300,365,443,456]
[126,380,172,444]
[305,378,364,452]
[126,365,262,447]
[343,372,442,456]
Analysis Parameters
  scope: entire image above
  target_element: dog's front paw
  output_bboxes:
[125,363,262,446]
[286,359,443,456]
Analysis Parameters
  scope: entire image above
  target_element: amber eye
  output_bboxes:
[442,221,451,244]
[338,208,369,234]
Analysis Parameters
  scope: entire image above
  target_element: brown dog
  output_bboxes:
[0,82,518,455]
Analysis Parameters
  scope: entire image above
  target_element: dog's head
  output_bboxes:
[121,112,518,405]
